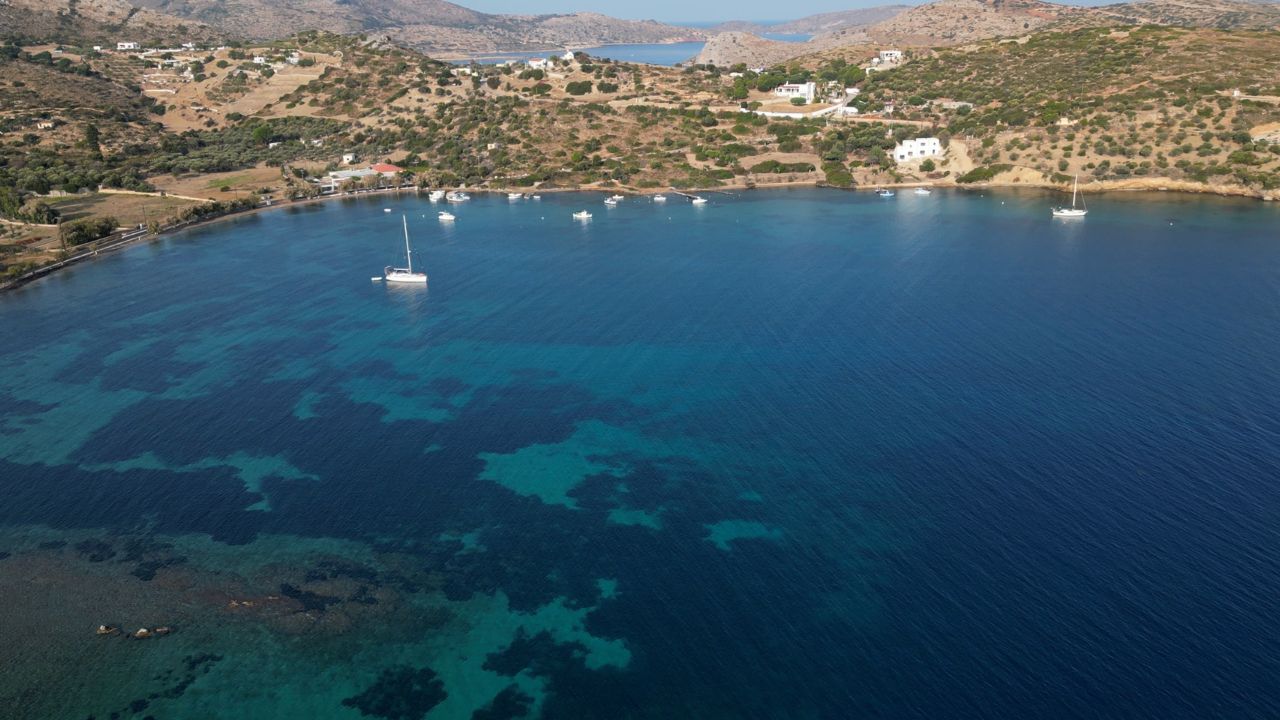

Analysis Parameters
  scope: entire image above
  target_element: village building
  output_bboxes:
[116,42,140,51]
[526,58,550,71]
[893,137,942,163]
[252,56,267,65]
[879,49,903,63]
[773,82,816,103]
[342,152,358,164]
[370,163,403,178]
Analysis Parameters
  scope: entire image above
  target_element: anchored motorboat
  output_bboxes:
[573,210,592,219]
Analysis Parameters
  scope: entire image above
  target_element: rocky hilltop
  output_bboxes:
[866,0,1083,44]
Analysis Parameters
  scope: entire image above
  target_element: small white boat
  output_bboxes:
[914,188,932,195]
[383,208,392,213]
[384,215,428,285]
[508,192,524,200]
[609,194,625,201]
[604,197,619,206]
[429,190,446,202]
[446,191,470,203]
[653,194,667,202]
[573,210,592,220]
[876,189,895,198]
[438,211,455,221]
[691,196,708,205]
[1052,174,1088,217]
[531,195,542,200]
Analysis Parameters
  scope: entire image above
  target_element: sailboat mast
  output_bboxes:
[403,215,412,273]
[1071,175,1078,209]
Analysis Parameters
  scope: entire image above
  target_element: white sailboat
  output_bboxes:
[384,215,427,284]
[1052,175,1088,217]
[914,187,932,195]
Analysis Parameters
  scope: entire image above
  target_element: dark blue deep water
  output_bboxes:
[2,188,1280,718]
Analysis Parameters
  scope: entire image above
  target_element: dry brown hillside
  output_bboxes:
[1090,0,1280,30]
[1,0,220,44]
[123,0,704,53]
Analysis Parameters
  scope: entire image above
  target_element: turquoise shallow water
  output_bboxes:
[2,188,1280,718]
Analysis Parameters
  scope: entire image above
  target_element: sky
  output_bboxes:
[459,0,1118,24]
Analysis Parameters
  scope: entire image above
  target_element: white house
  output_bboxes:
[838,105,859,116]
[117,42,140,51]
[252,56,267,65]
[561,50,575,61]
[342,152,357,164]
[773,82,816,103]
[879,49,903,63]
[527,58,550,71]
[893,137,942,163]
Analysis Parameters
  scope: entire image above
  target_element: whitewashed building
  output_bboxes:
[893,137,942,162]
[773,82,816,103]
[527,58,550,71]
[879,49,903,63]
[117,42,140,51]
[561,50,576,61]
[252,56,267,65]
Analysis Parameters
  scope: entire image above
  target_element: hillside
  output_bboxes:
[1090,0,1280,30]
[696,26,877,67]
[123,0,704,53]
[771,6,913,34]
[837,25,1280,190]
[4,21,1280,281]
[0,0,222,45]
[866,0,1085,44]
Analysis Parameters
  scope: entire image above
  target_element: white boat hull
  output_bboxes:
[386,273,428,284]
[1052,209,1087,217]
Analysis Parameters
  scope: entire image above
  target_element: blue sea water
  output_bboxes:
[466,42,708,67]
[2,188,1280,718]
